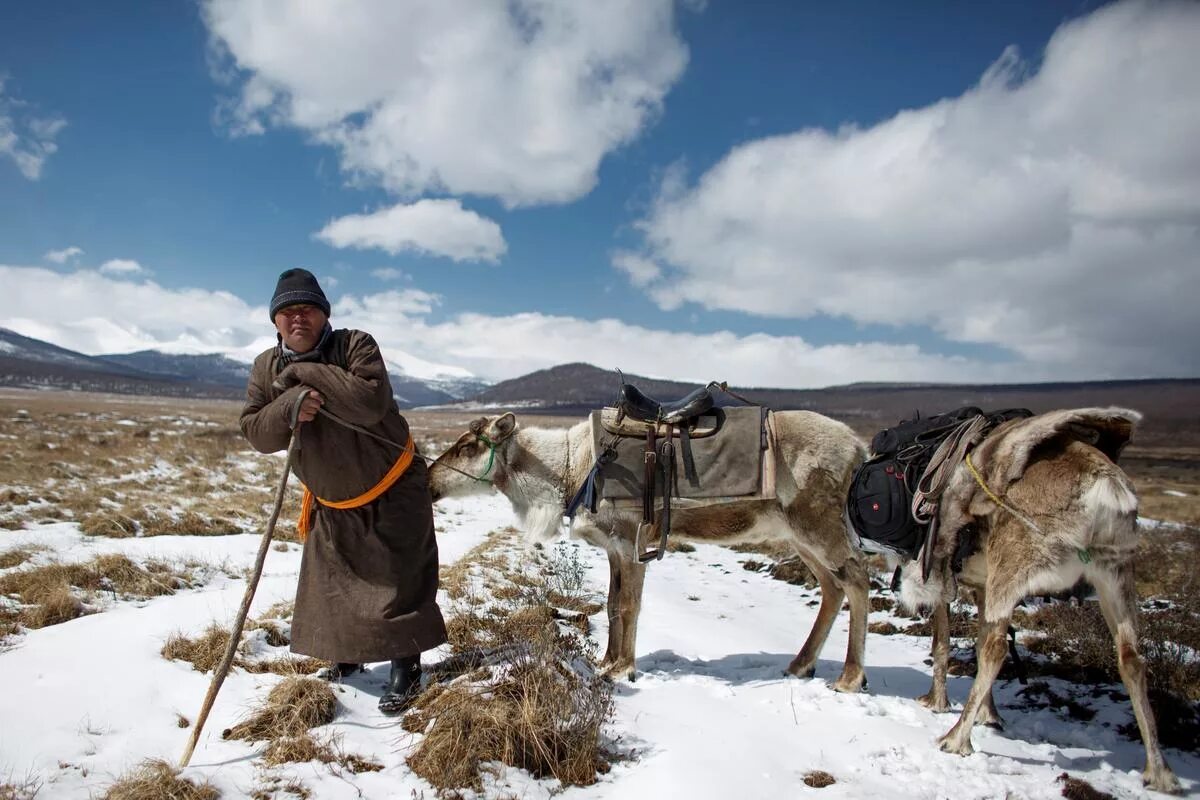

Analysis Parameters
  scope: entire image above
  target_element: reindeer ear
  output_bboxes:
[489,412,517,442]
[468,417,487,436]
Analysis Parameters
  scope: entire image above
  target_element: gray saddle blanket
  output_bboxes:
[589,406,770,500]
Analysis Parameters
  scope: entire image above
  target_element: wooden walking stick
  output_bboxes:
[179,402,306,767]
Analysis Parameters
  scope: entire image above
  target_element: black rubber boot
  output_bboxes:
[378,655,422,716]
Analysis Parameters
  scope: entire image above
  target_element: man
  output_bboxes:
[240,267,446,715]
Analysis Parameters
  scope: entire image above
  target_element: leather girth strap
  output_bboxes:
[297,432,415,541]
[642,426,657,523]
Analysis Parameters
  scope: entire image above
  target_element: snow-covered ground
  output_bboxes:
[1,494,1197,799]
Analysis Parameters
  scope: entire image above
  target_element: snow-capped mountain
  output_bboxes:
[0,327,491,406]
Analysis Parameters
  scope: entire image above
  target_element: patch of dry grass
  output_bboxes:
[0,554,191,631]
[161,615,323,677]
[802,770,836,788]
[406,532,613,796]
[99,759,218,800]
[251,776,311,800]
[162,625,232,674]
[0,771,41,800]
[1022,600,1200,751]
[0,545,46,570]
[261,732,382,773]
[1056,772,1115,800]
[222,677,338,742]
[407,631,612,792]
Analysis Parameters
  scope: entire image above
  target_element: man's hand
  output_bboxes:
[296,389,324,423]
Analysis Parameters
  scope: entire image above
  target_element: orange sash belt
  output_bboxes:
[296,433,415,541]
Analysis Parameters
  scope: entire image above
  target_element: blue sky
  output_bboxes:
[1,0,1196,387]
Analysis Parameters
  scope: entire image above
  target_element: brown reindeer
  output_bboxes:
[898,407,1180,794]
[428,411,871,691]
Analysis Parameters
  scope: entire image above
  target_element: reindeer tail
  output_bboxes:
[897,558,954,616]
[1079,469,1140,554]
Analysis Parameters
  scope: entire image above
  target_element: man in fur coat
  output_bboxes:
[240,268,446,715]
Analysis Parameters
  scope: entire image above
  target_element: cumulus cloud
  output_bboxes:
[0,265,272,358]
[611,251,663,288]
[1,263,1080,388]
[372,268,408,282]
[0,77,67,180]
[99,258,149,276]
[618,0,1200,379]
[316,199,507,262]
[44,246,84,264]
[202,0,689,207]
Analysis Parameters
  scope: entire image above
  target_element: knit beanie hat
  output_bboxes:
[269,268,331,321]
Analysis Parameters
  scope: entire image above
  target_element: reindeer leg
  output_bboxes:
[787,561,844,681]
[617,557,647,682]
[831,559,868,693]
[1092,565,1180,794]
[599,544,643,681]
[937,610,1010,756]
[599,547,623,670]
[972,587,1003,729]
[918,601,951,712]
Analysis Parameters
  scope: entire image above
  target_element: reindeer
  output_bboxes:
[898,408,1180,794]
[428,411,871,691]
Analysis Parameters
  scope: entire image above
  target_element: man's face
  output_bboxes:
[273,304,328,353]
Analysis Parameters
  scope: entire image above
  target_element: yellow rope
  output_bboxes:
[964,451,1092,561]
[297,432,415,541]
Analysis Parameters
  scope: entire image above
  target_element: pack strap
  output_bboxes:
[297,432,415,541]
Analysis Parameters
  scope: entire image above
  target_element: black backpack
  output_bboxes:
[847,406,1032,558]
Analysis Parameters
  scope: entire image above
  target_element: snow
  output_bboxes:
[1,498,1197,798]
[385,354,475,383]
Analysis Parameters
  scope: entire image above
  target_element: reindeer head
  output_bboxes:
[428,413,518,502]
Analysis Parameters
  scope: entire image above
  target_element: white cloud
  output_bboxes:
[44,246,84,264]
[372,268,408,282]
[0,262,1067,388]
[0,265,272,359]
[202,0,689,207]
[611,251,663,288]
[316,199,507,263]
[0,77,67,180]
[619,0,1200,379]
[99,259,149,276]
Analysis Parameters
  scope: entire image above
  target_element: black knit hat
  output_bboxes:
[269,268,331,321]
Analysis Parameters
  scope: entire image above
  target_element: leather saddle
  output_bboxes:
[616,384,714,425]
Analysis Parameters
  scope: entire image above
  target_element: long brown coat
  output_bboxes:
[240,328,446,662]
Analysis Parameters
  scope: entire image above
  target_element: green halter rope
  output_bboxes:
[475,433,498,481]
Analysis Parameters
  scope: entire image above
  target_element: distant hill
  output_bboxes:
[0,328,489,408]
[0,327,244,399]
[459,362,1200,449]
[101,350,251,388]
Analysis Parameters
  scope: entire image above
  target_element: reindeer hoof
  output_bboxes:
[598,661,636,682]
[937,730,974,757]
[785,662,816,679]
[831,673,866,694]
[1144,768,1182,795]
[917,692,950,713]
